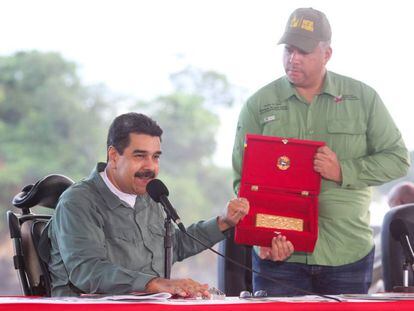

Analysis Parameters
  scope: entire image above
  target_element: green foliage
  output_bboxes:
[146,93,219,175]
[0,53,237,231]
[0,51,115,222]
[170,66,234,109]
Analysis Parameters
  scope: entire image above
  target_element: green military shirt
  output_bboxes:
[48,163,225,296]
[232,71,410,266]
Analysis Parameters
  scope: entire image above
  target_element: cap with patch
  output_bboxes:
[278,8,331,53]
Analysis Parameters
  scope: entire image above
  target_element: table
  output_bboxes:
[1,296,414,311]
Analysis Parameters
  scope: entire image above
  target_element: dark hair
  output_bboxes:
[107,112,163,154]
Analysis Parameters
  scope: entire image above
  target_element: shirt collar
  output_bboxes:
[278,71,340,101]
[100,167,137,208]
[321,71,340,97]
[277,77,297,101]
[91,163,153,211]
[89,163,122,209]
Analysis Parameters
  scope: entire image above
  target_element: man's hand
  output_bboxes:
[217,197,250,231]
[314,146,342,183]
[145,277,210,298]
[258,235,294,261]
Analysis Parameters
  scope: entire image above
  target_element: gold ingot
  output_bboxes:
[255,213,303,231]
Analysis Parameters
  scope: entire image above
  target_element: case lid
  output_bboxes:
[240,134,325,195]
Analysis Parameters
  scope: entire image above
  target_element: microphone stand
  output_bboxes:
[393,261,414,292]
[164,213,173,279]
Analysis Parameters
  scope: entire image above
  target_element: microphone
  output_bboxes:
[146,179,186,232]
[390,218,414,268]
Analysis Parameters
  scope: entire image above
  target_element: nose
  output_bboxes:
[143,155,157,169]
[289,50,298,63]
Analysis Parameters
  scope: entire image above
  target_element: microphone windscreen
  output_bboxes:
[390,218,409,241]
[146,179,169,203]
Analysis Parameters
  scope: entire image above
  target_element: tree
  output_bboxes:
[0,51,116,228]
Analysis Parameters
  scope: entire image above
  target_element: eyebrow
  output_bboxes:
[132,149,162,156]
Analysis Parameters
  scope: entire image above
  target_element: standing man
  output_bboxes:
[48,112,249,297]
[232,8,410,295]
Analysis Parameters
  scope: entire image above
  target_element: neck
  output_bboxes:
[105,165,122,192]
[295,70,326,104]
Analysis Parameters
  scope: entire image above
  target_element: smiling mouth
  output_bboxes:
[135,176,152,181]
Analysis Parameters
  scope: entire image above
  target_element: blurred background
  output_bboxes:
[1,0,413,294]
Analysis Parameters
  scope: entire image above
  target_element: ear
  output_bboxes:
[107,146,119,168]
[324,46,332,64]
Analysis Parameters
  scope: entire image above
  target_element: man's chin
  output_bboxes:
[134,178,152,194]
[287,75,305,87]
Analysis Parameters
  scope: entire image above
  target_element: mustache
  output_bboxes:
[134,170,156,179]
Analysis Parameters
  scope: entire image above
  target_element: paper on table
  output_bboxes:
[341,292,414,301]
[0,293,171,305]
[81,292,172,301]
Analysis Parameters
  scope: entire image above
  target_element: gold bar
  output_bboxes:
[255,213,303,231]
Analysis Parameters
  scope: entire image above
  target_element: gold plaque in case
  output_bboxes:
[256,213,303,231]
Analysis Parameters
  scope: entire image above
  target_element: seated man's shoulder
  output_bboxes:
[58,178,98,208]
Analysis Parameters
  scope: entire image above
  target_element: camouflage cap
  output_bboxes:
[278,8,331,53]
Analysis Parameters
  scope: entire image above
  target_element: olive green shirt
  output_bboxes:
[48,163,225,296]
[232,71,410,266]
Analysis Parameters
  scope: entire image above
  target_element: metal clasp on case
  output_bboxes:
[251,185,259,191]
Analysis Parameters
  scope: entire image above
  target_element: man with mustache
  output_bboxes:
[232,8,409,295]
[48,112,250,297]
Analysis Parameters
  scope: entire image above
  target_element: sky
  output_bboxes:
[1,0,413,223]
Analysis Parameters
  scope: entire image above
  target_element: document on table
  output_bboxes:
[0,293,172,304]
[83,292,172,301]
[341,292,414,301]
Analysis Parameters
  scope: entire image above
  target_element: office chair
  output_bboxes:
[7,174,74,296]
[381,203,414,291]
[217,229,253,295]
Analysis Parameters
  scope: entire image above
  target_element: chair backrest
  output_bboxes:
[381,203,414,291]
[7,174,74,296]
[217,229,252,295]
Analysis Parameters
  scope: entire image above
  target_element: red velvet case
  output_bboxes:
[234,134,325,252]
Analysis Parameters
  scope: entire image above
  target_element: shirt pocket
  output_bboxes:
[148,224,166,239]
[326,119,367,158]
[104,226,140,243]
[147,224,167,262]
[327,119,366,135]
